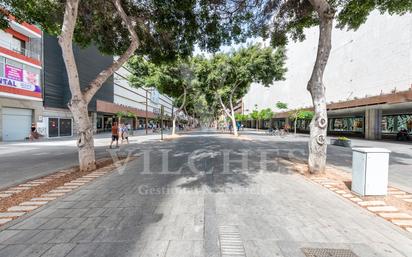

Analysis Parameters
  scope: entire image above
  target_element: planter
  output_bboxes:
[331,138,352,147]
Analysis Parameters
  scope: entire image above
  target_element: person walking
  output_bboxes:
[109,122,119,148]
[121,123,129,144]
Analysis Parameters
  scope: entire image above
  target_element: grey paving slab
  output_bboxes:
[0,131,411,257]
[40,244,76,257]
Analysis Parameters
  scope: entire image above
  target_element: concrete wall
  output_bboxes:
[243,11,412,113]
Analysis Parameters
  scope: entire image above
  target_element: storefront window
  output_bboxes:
[329,117,364,132]
[382,115,412,134]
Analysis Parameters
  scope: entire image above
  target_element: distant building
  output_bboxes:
[242,11,412,139]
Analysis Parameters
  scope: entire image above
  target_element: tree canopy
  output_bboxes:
[0,0,260,60]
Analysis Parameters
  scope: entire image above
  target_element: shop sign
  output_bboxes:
[5,64,23,81]
[0,76,42,96]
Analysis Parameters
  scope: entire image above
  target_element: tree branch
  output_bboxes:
[83,0,140,103]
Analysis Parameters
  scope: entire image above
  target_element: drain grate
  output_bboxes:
[301,248,359,257]
[218,225,246,257]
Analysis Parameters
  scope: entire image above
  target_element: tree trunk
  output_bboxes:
[70,100,96,171]
[229,94,238,136]
[172,116,177,135]
[307,0,334,174]
[58,0,139,171]
[172,86,187,136]
[218,94,238,136]
[294,118,297,135]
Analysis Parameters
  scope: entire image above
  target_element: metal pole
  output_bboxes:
[145,90,148,135]
[161,105,164,140]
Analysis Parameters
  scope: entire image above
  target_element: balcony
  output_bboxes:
[0,38,41,64]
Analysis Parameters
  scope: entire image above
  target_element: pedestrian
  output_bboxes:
[121,123,129,144]
[29,123,39,141]
[109,122,119,148]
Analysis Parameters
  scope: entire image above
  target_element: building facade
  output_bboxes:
[242,11,412,139]
[0,17,43,141]
[38,34,115,138]
[112,65,174,130]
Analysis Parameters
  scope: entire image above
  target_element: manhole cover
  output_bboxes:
[301,248,359,257]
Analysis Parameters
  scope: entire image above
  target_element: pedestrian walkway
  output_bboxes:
[0,131,168,190]
[243,129,412,193]
[0,132,410,256]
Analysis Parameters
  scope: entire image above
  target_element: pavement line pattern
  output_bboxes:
[0,164,119,226]
[218,225,246,257]
[310,177,412,233]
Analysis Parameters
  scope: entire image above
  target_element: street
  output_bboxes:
[1,130,411,193]
[0,131,166,189]
[0,131,411,257]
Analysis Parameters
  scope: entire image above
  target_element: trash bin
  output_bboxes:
[351,148,391,196]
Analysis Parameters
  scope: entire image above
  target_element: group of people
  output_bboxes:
[110,122,130,148]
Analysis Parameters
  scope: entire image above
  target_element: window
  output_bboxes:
[6,59,23,69]
[10,36,25,55]
[382,115,412,134]
[329,117,364,132]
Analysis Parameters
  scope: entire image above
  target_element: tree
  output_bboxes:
[249,109,260,130]
[275,101,288,110]
[1,0,256,171]
[290,110,314,135]
[128,57,197,136]
[196,44,286,136]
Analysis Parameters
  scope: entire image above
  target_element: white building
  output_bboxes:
[113,65,174,128]
[242,11,412,139]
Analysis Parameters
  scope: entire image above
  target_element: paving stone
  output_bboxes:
[64,182,85,186]
[367,206,398,212]
[50,189,72,193]
[378,212,412,219]
[0,193,11,198]
[0,218,12,224]
[342,193,353,198]
[2,191,20,194]
[389,191,406,195]
[12,186,31,190]
[40,244,76,257]
[31,197,56,201]
[358,201,386,206]
[335,190,347,194]
[42,193,65,197]
[406,228,412,233]
[0,212,25,218]
[350,197,362,202]
[404,199,412,203]
[394,194,412,199]
[58,186,79,189]
[8,205,39,212]
[20,201,48,206]
[391,219,412,226]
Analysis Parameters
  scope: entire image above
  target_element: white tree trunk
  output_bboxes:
[70,101,96,171]
[218,95,238,136]
[294,118,297,135]
[228,94,238,136]
[307,0,334,174]
[171,87,187,136]
[58,0,139,171]
[172,116,177,135]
